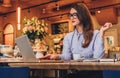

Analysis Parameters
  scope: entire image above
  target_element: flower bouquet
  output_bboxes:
[22,17,48,41]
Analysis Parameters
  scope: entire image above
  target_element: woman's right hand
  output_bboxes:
[38,54,60,60]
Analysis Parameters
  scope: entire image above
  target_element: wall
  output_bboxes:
[92,15,120,46]
[109,17,120,46]
[0,6,120,78]
[0,7,40,44]
[0,6,120,47]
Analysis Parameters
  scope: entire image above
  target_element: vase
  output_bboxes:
[31,38,47,53]
[34,38,41,49]
[29,39,35,46]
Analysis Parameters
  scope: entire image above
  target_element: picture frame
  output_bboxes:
[104,29,118,47]
[104,29,118,54]
[51,21,69,34]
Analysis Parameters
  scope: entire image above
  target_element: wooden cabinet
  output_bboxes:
[95,8,117,25]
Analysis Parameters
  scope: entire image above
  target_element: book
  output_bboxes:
[82,58,118,62]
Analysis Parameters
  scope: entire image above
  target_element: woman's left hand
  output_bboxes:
[100,22,112,32]
[100,22,112,37]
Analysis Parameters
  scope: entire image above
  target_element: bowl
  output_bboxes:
[0,45,14,57]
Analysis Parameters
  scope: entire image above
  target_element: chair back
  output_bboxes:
[103,70,120,78]
[0,67,30,78]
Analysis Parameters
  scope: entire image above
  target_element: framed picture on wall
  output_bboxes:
[104,29,118,47]
[104,29,118,54]
[51,21,69,34]
[105,36,114,46]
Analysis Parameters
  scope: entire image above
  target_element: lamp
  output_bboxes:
[56,3,60,11]
[2,0,12,7]
[42,8,46,13]
[17,6,21,30]
[97,10,101,13]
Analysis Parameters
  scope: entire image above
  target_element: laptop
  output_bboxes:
[15,35,64,63]
[15,35,37,62]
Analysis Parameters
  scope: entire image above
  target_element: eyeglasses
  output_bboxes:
[69,13,78,19]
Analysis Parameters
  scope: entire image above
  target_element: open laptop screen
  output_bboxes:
[15,35,37,62]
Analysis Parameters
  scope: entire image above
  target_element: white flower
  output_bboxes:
[22,16,48,40]
[22,26,28,34]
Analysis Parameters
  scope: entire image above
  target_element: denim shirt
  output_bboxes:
[59,29,104,61]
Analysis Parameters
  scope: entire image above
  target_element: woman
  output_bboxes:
[39,3,112,61]
[39,3,112,78]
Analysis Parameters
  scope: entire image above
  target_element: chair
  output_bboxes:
[103,70,120,78]
[0,66,30,78]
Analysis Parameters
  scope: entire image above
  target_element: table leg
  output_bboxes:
[30,69,43,78]
[55,69,58,78]
[59,70,68,78]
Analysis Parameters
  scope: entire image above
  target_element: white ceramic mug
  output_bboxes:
[35,51,44,58]
[73,53,82,60]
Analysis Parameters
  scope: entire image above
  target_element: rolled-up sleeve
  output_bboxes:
[93,32,105,58]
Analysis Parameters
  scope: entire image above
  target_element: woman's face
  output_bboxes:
[69,8,80,26]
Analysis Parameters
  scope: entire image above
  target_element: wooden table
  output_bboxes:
[70,61,120,70]
[8,62,70,69]
[0,58,69,78]
[1,58,120,78]
[6,61,120,70]
[1,58,120,70]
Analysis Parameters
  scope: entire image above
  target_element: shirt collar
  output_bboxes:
[74,29,83,36]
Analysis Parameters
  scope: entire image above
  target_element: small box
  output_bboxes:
[108,51,120,60]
